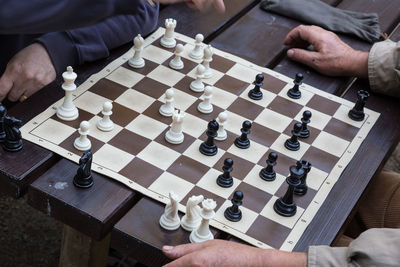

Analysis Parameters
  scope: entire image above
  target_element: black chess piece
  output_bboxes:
[259,152,278,181]
[224,191,243,222]
[248,74,264,100]
[217,158,234,188]
[73,150,94,188]
[273,161,304,217]
[287,73,303,99]
[199,120,219,156]
[348,90,370,121]
[2,115,23,152]
[0,103,6,144]
[294,160,312,196]
[285,122,302,151]
[299,110,312,138]
[234,120,251,149]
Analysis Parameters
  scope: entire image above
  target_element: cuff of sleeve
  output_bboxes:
[36,32,78,76]
[308,245,348,267]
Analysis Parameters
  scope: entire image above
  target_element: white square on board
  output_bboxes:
[215,200,259,233]
[183,140,225,167]
[106,67,144,88]
[254,109,292,133]
[115,89,155,113]
[243,165,286,195]
[260,196,304,229]
[149,172,194,201]
[93,144,134,172]
[75,91,111,115]
[137,141,181,170]
[125,114,168,140]
[312,131,350,158]
[148,65,185,87]
[31,118,76,145]
[196,168,240,199]
[142,45,173,64]
[270,134,310,161]
[88,116,123,143]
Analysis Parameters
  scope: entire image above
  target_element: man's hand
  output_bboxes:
[0,43,56,102]
[284,25,368,78]
[156,0,225,13]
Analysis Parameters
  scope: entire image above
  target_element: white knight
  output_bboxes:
[159,191,181,230]
[181,195,204,231]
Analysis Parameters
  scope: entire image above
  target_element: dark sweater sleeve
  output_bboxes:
[0,0,146,34]
[36,2,159,75]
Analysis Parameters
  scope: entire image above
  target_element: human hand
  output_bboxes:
[0,43,56,102]
[156,0,225,13]
[284,25,368,78]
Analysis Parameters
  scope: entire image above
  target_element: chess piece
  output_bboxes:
[74,121,91,151]
[169,44,184,70]
[160,18,177,48]
[2,116,23,152]
[165,110,185,144]
[224,191,243,222]
[216,158,233,188]
[189,33,204,60]
[0,103,6,144]
[181,195,204,231]
[128,34,145,68]
[259,152,278,181]
[97,101,114,132]
[56,66,79,121]
[299,110,312,138]
[73,150,94,188]
[285,123,302,151]
[287,73,303,99]
[215,111,227,141]
[294,160,312,196]
[190,198,216,243]
[202,45,213,78]
[248,74,264,100]
[348,90,370,121]
[273,161,304,217]
[190,64,205,92]
[234,121,251,149]
[159,88,175,117]
[159,192,181,230]
[197,86,213,114]
[199,120,219,156]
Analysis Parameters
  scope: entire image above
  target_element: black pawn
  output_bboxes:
[2,115,23,152]
[259,152,278,181]
[294,160,312,196]
[224,191,243,222]
[348,90,370,121]
[199,120,219,156]
[287,73,303,99]
[299,110,312,138]
[285,122,302,151]
[0,103,6,144]
[248,74,264,100]
[273,161,304,217]
[74,150,94,189]
[217,158,234,188]
[234,120,251,149]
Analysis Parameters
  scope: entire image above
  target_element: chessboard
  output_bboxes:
[21,27,379,251]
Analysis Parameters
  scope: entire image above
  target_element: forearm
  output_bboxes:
[260,249,307,267]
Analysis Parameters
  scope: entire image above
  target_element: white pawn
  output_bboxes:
[160,18,177,48]
[197,86,213,114]
[189,34,204,60]
[165,110,185,144]
[190,65,205,92]
[169,44,184,70]
[215,111,228,141]
[128,34,145,68]
[181,195,204,231]
[202,45,213,79]
[159,88,175,117]
[190,199,216,243]
[56,66,79,121]
[97,101,114,132]
[159,192,180,230]
[74,121,91,151]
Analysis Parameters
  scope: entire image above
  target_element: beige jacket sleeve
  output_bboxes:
[368,39,400,97]
[308,228,400,267]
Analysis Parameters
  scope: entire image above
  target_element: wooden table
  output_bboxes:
[1,1,399,266]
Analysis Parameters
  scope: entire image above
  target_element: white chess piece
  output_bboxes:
[74,121,91,151]
[56,66,79,121]
[181,195,204,231]
[165,110,185,144]
[159,88,175,117]
[160,18,177,48]
[169,43,184,70]
[159,191,180,230]
[128,34,145,68]
[190,198,216,243]
[202,45,213,78]
[97,101,114,132]
[190,65,205,92]
[189,33,204,60]
[197,86,213,114]
[215,111,228,141]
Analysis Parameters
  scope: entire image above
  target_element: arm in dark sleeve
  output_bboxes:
[0,0,146,34]
[36,2,159,75]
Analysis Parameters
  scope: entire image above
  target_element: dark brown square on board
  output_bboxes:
[119,157,164,188]
[108,129,152,155]
[167,155,210,184]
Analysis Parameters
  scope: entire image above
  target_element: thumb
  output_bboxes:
[0,73,14,101]
[287,48,319,67]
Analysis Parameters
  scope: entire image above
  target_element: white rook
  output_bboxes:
[160,18,177,48]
